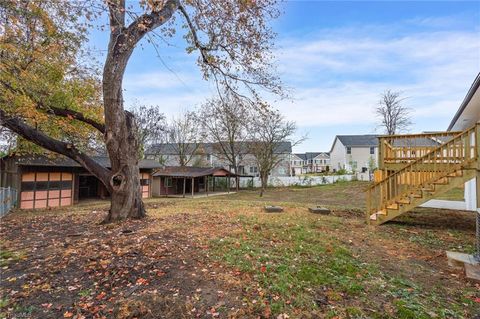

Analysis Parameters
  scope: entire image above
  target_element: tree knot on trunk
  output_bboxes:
[110,171,126,192]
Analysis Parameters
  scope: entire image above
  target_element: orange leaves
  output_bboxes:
[1,0,103,154]
[135,277,149,285]
[95,291,107,301]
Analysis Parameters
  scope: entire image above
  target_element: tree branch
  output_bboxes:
[48,107,105,134]
[0,79,105,134]
[124,0,179,46]
[0,109,112,190]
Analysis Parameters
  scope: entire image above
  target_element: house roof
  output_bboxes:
[152,166,246,178]
[335,135,379,147]
[6,155,163,170]
[389,137,441,147]
[146,141,292,155]
[294,152,329,161]
[448,72,480,131]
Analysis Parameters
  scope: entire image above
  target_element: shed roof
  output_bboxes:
[152,166,245,178]
[7,155,163,170]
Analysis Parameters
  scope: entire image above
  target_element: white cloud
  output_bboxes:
[121,17,480,139]
[123,70,199,91]
[271,27,480,131]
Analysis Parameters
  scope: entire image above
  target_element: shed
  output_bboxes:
[0,155,162,209]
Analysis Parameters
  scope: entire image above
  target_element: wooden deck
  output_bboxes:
[367,124,479,225]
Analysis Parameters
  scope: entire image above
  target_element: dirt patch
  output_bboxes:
[1,184,479,318]
[0,211,245,319]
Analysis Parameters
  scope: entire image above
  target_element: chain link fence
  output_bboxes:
[0,187,17,217]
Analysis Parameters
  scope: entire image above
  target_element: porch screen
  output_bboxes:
[20,172,73,209]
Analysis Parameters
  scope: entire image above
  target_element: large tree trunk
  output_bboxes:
[102,24,146,221]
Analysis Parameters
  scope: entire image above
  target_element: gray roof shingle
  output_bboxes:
[152,166,245,178]
[146,141,292,155]
[12,155,163,169]
[336,135,379,147]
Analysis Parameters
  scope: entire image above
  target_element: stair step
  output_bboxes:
[396,199,411,205]
[369,210,386,221]
[447,171,462,177]
[387,203,399,210]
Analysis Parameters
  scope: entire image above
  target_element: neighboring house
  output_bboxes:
[447,72,480,212]
[291,152,330,175]
[0,155,162,209]
[145,142,293,177]
[290,153,305,175]
[329,135,378,173]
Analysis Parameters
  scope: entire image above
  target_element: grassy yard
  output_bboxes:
[0,182,478,318]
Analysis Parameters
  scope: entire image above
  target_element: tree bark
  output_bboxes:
[102,31,145,221]
[259,173,268,197]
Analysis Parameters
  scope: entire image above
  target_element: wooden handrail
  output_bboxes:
[378,131,462,139]
[379,131,463,165]
[367,124,478,216]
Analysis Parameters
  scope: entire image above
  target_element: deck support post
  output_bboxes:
[227,176,230,193]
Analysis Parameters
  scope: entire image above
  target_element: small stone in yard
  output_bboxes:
[264,206,283,213]
[308,207,330,214]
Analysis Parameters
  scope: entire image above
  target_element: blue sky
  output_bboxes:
[90,1,480,152]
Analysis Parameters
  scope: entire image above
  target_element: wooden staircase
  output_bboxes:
[367,124,479,225]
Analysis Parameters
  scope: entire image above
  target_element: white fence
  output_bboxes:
[239,173,370,188]
[0,187,17,217]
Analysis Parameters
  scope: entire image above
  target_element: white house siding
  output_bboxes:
[329,137,377,173]
[329,138,347,171]
[347,147,378,172]
[311,154,331,172]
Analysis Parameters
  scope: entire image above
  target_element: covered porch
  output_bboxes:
[151,166,251,198]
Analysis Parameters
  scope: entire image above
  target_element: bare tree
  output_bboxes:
[166,111,203,167]
[1,0,283,222]
[131,104,166,159]
[375,90,412,135]
[0,128,16,156]
[249,107,300,197]
[199,94,250,190]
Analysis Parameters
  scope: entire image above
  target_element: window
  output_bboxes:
[346,147,351,154]
[370,147,375,155]
[165,177,172,187]
[206,154,211,161]
[249,166,258,174]
[140,179,150,186]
